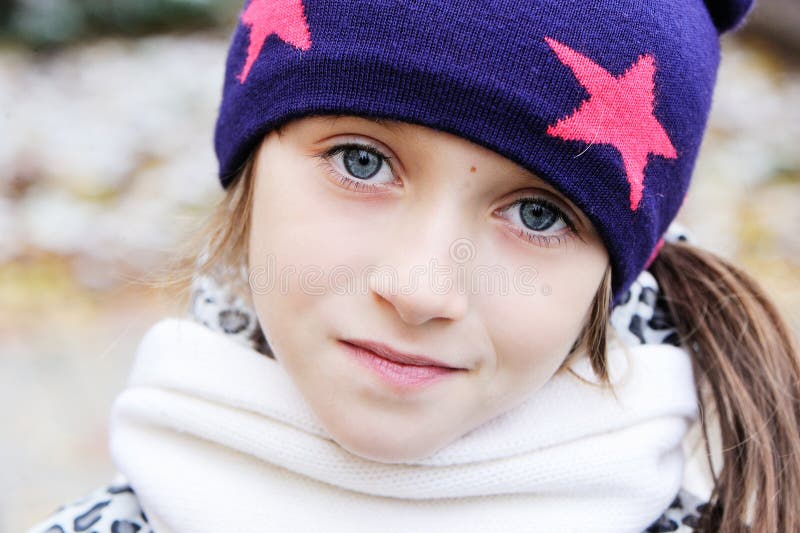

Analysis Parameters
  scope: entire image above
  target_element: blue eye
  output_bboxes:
[499,197,580,248]
[317,142,398,193]
[519,200,562,231]
[342,147,382,180]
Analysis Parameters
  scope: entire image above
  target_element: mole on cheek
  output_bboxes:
[470,166,477,173]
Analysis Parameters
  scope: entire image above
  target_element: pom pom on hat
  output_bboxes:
[703,0,757,33]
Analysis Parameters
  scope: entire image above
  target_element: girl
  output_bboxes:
[28,0,800,532]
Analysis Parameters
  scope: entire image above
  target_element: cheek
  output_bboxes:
[247,162,329,357]
[479,250,606,393]
[249,161,385,274]
[482,291,578,391]
[247,160,385,354]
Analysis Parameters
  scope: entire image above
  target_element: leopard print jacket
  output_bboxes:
[27,226,709,533]
[27,476,708,533]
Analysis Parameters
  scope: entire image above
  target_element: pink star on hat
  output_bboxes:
[544,37,678,211]
[237,0,313,84]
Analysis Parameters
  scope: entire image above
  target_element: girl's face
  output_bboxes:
[248,115,609,463]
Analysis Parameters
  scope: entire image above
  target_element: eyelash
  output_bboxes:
[316,142,581,247]
[317,142,399,193]
[501,198,581,248]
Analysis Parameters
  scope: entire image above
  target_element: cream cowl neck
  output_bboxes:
[109,313,698,533]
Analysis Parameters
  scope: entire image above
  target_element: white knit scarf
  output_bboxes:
[109,308,698,533]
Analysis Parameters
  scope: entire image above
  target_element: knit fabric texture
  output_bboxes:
[213,0,754,307]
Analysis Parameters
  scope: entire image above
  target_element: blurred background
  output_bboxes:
[1,0,798,530]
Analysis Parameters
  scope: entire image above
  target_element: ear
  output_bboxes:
[703,0,757,34]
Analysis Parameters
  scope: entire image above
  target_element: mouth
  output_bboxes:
[340,339,466,369]
[339,340,467,390]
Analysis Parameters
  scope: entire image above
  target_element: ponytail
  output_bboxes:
[649,240,800,532]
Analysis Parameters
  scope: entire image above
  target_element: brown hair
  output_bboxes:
[150,147,800,532]
[560,265,613,385]
[649,241,800,532]
[146,134,267,311]
[569,239,800,531]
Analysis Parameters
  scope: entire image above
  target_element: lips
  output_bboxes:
[340,339,465,370]
[340,340,466,390]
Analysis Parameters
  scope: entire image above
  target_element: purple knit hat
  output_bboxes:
[213,0,755,308]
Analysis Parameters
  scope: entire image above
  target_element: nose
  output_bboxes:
[367,214,471,327]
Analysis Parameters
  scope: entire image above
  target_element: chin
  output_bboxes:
[334,429,446,464]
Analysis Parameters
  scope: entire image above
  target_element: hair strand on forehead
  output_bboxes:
[560,265,613,389]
